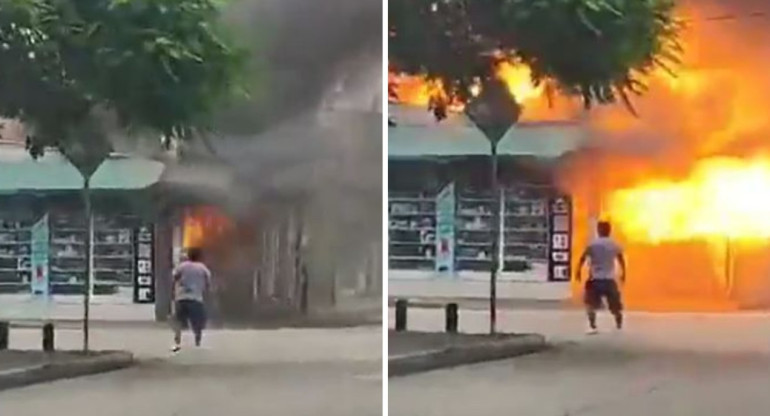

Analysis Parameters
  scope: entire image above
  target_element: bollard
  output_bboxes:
[394,299,408,332]
[42,323,54,352]
[0,321,8,350]
[445,303,458,333]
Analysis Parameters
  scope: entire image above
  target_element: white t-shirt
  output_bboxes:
[173,261,212,302]
[585,237,622,280]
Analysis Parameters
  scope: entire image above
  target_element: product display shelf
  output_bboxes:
[388,192,436,270]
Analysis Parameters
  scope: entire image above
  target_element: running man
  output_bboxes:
[171,247,212,352]
[576,220,626,334]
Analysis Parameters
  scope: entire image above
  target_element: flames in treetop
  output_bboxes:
[389,60,577,121]
[558,0,770,311]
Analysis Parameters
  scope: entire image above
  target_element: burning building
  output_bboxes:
[390,0,770,311]
[154,0,383,323]
[558,0,770,311]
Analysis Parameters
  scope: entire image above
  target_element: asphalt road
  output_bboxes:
[389,308,770,416]
[1,326,382,416]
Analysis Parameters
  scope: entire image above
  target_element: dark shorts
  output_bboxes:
[175,299,207,332]
[584,279,623,312]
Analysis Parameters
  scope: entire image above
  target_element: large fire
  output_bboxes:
[392,0,770,310]
[561,0,770,311]
[608,156,770,244]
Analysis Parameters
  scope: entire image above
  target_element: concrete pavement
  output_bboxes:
[2,326,382,415]
[389,308,770,415]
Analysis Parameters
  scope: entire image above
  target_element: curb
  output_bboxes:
[389,334,548,377]
[0,351,135,392]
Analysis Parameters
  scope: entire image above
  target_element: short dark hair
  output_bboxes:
[597,221,612,237]
[186,247,203,262]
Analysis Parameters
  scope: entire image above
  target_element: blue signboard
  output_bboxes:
[30,214,50,297]
[435,183,456,274]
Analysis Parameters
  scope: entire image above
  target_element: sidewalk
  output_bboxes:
[0,294,382,328]
[8,326,382,363]
[389,277,573,309]
[0,293,155,323]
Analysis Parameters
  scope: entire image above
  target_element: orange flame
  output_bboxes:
[608,156,770,244]
[182,207,232,250]
[389,60,577,121]
[561,1,770,311]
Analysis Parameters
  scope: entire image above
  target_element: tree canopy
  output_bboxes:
[390,0,681,118]
[0,0,245,159]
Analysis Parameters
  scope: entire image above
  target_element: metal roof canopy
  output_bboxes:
[387,104,586,159]
[0,143,165,194]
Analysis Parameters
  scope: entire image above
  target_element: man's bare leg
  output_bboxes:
[612,310,623,330]
[172,318,182,352]
[586,307,598,334]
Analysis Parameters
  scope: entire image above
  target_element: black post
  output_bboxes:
[445,303,458,333]
[300,265,309,315]
[0,321,8,350]
[42,323,54,352]
[394,299,408,332]
[490,142,499,335]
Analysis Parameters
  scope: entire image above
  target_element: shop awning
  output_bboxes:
[0,143,165,193]
[388,104,586,159]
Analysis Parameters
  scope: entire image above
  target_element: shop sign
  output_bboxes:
[548,196,572,282]
[133,225,155,303]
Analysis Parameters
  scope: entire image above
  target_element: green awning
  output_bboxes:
[389,122,585,159]
[388,105,585,159]
[0,144,165,193]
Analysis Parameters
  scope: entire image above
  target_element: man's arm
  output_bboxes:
[576,249,589,282]
[204,267,213,300]
[617,251,627,283]
[170,267,181,304]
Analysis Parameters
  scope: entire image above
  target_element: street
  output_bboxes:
[389,307,770,416]
[1,326,382,416]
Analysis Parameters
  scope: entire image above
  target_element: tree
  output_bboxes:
[0,0,245,154]
[389,0,682,119]
[0,0,245,350]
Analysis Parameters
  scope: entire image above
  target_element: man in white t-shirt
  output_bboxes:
[170,247,212,352]
[576,221,626,334]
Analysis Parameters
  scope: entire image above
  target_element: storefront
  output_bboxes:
[0,142,165,304]
[388,105,584,283]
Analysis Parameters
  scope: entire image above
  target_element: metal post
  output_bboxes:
[489,142,499,335]
[445,303,458,333]
[394,299,408,331]
[42,323,54,352]
[0,321,8,350]
[725,236,734,297]
[82,177,92,352]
